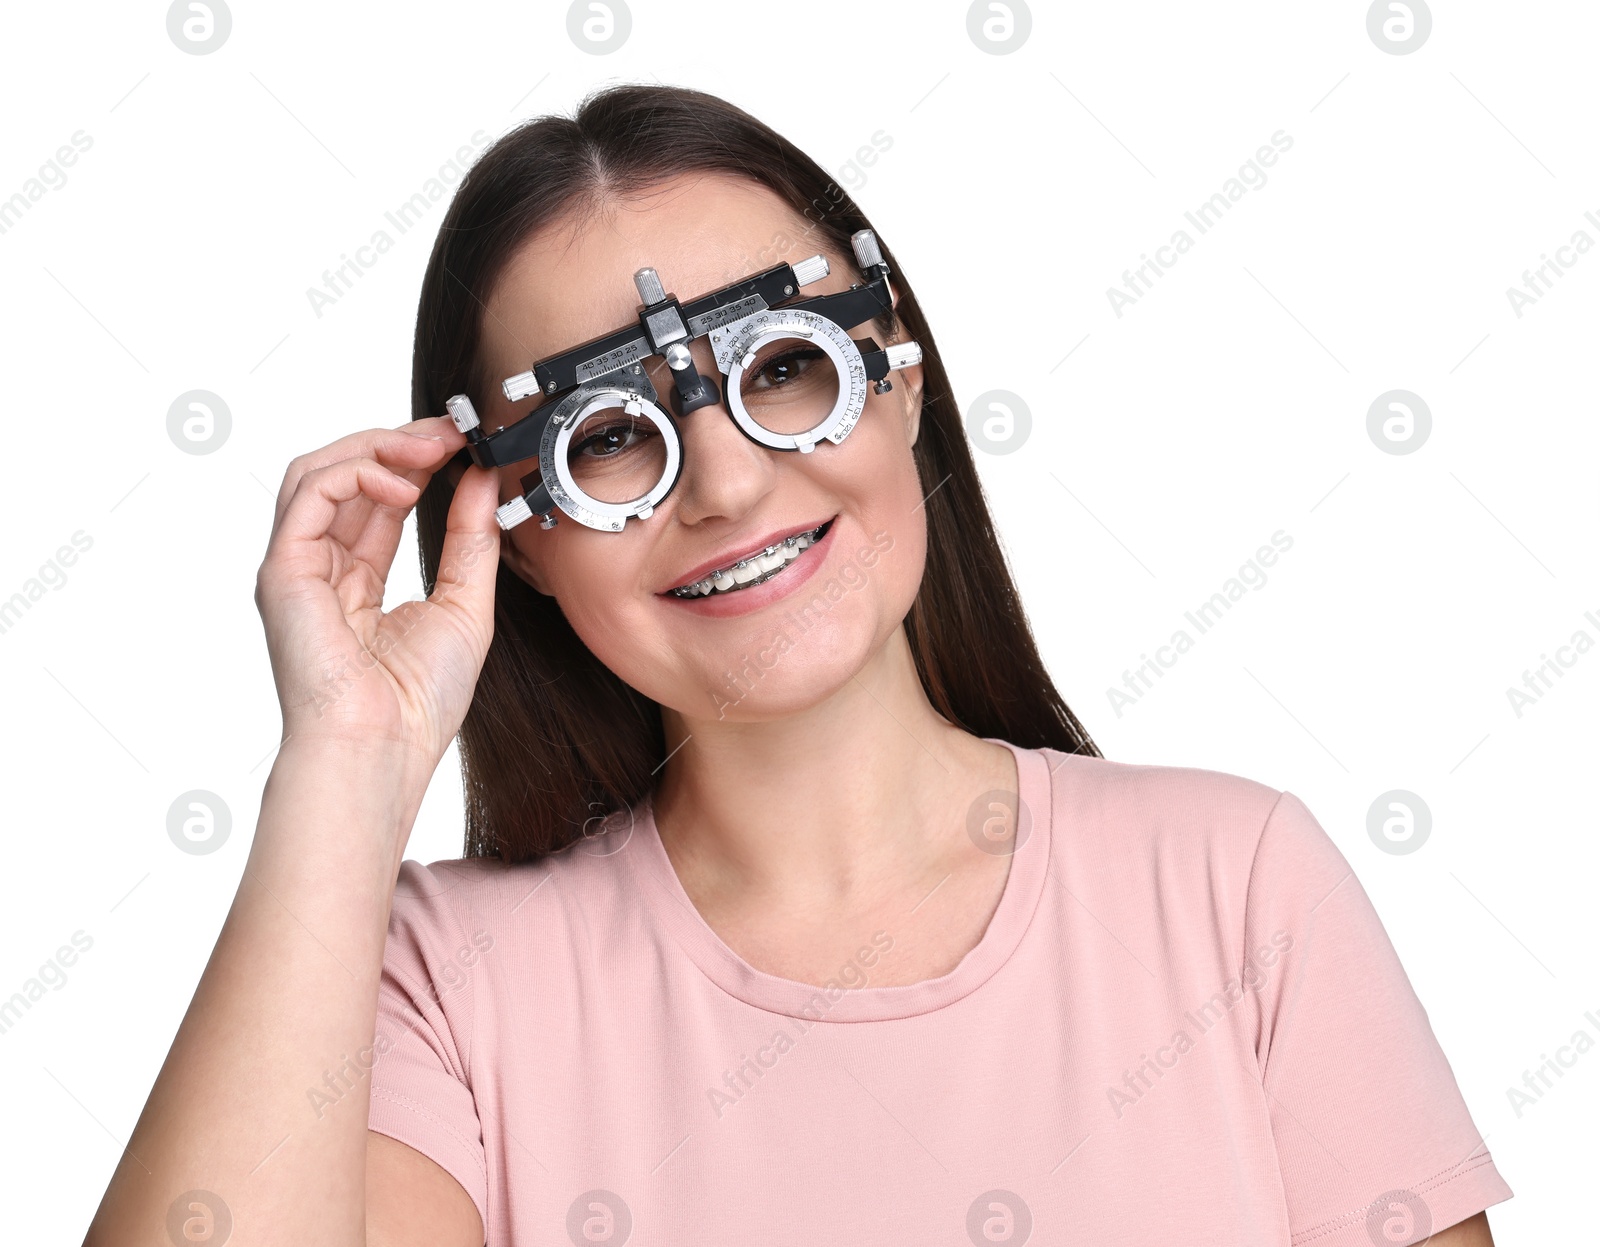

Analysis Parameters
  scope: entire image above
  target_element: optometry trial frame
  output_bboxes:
[441,228,923,533]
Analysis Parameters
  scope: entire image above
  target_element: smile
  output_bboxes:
[668,519,834,598]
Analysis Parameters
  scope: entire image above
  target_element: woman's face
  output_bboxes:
[469,170,928,723]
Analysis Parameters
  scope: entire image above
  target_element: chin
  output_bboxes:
[700,665,857,723]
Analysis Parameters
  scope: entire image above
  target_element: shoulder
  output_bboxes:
[1033,747,1292,874]
[389,810,641,944]
[1028,748,1335,971]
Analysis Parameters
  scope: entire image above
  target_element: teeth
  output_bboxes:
[671,523,828,598]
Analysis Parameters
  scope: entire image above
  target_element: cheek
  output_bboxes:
[836,409,926,540]
[530,529,664,669]
[564,601,684,710]
[868,506,927,622]
[810,445,929,636]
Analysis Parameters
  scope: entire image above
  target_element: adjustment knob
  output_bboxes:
[885,340,923,370]
[851,229,884,271]
[791,255,830,287]
[634,267,667,304]
[504,370,540,402]
[495,496,533,530]
[445,393,480,433]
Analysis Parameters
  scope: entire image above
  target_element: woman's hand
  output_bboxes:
[254,413,503,770]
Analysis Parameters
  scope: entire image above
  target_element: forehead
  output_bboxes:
[480,170,821,386]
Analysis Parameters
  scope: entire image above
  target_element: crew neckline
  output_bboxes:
[622,737,1053,1022]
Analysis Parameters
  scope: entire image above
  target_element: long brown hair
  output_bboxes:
[410,82,1100,862]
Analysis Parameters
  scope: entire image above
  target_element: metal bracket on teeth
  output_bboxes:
[674,524,828,597]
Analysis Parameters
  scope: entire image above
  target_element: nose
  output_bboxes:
[654,336,779,528]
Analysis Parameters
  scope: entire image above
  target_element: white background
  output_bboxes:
[1,1,1595,1241]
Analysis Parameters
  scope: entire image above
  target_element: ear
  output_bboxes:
[887,281,925,446]
[898,357,925,448]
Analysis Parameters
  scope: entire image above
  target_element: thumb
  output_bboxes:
[432,463,502,629]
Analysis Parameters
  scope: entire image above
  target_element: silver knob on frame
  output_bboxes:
[445,393,480,433]
[885,341,922,370]
[495,496,533,530]
[504,370,540,402]
[791,255,830,287]
[634,267,667,304]
[851,229,884,271]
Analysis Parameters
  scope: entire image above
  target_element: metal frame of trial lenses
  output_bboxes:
[450,229,914,532]
[517,283,867,531]
[710,307,870,452]
[536,363,682,533]
[535,304,868,534]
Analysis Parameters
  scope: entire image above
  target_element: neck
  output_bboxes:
[652,628,1016,912]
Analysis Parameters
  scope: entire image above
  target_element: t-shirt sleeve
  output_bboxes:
[366,859,489,1232]
[1242,791,1512,1246]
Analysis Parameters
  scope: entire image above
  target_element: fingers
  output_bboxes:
[270,415,467,537]
[262,457,421,602]
[429,463,502,630]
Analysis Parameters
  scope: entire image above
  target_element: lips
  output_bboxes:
[662,516,836,596]
[668,522,832,598]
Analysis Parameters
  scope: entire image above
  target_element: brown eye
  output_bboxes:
[573,421,654,458]
[751,347,826,389]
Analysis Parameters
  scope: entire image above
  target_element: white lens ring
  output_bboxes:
[714,310,868,452]
[542,387,681,532]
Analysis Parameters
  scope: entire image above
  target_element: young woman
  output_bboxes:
[85,84,1510,1247]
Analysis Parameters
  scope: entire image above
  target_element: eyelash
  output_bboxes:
[572,345,830,457]
[749,347,826,388]
[573,421,658,458]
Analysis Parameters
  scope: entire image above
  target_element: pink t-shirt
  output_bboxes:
[366,738,1511,1246]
